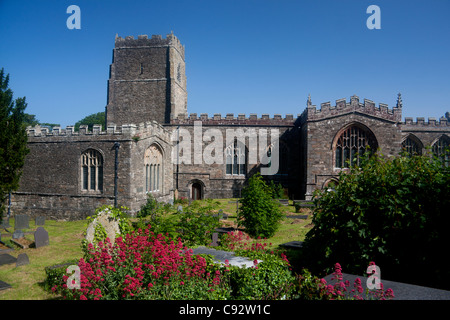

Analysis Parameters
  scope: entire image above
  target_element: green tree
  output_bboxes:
[74,111,105,131]
[0,68,30,222]
[238,173,284,238]
[23,113,59,129]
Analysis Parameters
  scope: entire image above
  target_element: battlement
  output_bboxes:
[26,121,170,140]
[114,32,185,58]
[403,117,449,127]
[170,112,298,126]
[300,95,402,123]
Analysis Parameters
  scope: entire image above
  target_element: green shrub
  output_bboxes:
[227,252,295,299]
[238,173,284,238]
[136,194,179,238]
[301,152,450,289]
[268,180,286,199]
[43,260,79,292]
[178,199,221,246]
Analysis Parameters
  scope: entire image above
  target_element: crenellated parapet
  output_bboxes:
[402,116,450,134]
[114,33,185,59]
[26,121,172,141]
[299,95,402,123]
[170,113,297,126]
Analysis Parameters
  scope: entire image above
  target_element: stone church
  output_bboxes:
[10,33,450,220]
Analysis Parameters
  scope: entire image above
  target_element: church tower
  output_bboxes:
[105,33,187,126]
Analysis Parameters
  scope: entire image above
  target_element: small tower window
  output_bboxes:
[140,63,144,75]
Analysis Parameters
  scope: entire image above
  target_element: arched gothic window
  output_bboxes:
[225,139,246,176]
[402,135,422,156]
[432,136,450,167]
[81,149,103,191]
[334,124,378,168]
[144,144,163,192]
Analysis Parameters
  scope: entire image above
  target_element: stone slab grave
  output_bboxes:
[34,227,49,248]
[190,246,261,268]
[286,215,308,220]
[14,215,29,230]
[277,199,289,206]
[11,229,35,249]
[279,241,304,249]
[323,272,450,300]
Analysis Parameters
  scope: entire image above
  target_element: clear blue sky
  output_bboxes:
[1,0,449,128]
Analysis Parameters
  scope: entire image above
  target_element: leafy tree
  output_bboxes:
[0,68,30,222]
[301,151,450,290]
[238,173,284,238]
[23,113,59,129]
[74,111,105,131]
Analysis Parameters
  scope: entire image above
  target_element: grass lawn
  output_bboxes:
[0,198,313,300]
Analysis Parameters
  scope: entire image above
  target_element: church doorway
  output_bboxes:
[191,182,202,200]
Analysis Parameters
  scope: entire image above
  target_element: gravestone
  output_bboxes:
[168,199,174,206]
[0,254,16,266]
[34,227,49,248]
[12,230,24,239]
[177,205,183,213]
[35,216,45,226]
[85,208,120,245]
[14,215,29,230]
[16,253,30,267]
[0,280,12,291]
[286,215,308,220]
[279,241,304,249]
[1,217,11,228]
[209,232,219,247]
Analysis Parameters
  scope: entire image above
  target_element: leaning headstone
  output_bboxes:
[0,280,12,291]
[0,254,17,266]
[14,215,29,230]
[34,227,49,248]
[85,208,121,245]
[35,216,45,226]
[12,229,24,239]
[16,253,30,267]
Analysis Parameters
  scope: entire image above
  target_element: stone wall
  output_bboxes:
[11,122,173,220]
[106,33,187,126]
[300,96,403,199]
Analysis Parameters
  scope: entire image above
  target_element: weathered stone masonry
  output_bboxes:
[10,33,450,220]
